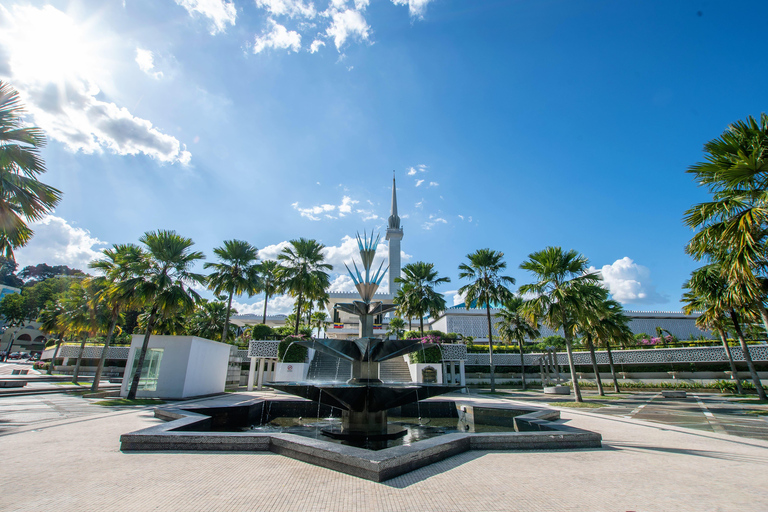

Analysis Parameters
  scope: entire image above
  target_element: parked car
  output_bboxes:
[7,352,21,360]
[29,353,41,361]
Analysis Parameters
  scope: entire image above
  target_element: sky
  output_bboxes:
[1,0,766,317]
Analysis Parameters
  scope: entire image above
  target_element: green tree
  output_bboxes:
[187,299,236,341]
[0,82,62,259]
[37,299,68,374]
[0,256,23,287]
[682,264,765,398]
[0,291,32,360]
[310,311,329,338]
[520,247,601,402]
[87,244,142,391]
[458,249,514,392]
[684,113,768,334]
[277,238,332,335]
[574,285,621,396]
[117,230,206,400]
[590,298,633,394]
[387,316,406,339]
[495,296,539,390]
[60,280,111,384]
[395,261,450,336]
[204,240,259,344]
[255,260,281,324]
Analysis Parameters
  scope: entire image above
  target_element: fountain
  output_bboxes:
[270,230,459,441]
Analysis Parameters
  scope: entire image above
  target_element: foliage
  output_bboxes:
[19,263,84,283]
[187,299,237,341]
[277,238,332,335]
[94,398,166,406]
[408,345,442,364]
[387,316,406,339]
[255,260,282,323]
[204,239,259,343]
[0,81,62,259]
[278,335,309,363]
[249,323,274,340]
[395,261,450,334]
[0,256,23,287]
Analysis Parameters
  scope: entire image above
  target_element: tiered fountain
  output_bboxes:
[270,231,458,441]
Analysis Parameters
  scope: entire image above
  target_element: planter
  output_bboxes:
[408,363,443,383]
[274,362,309,382]
[543,386,571,395]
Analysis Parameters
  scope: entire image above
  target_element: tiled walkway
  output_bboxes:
[1,390,767,511]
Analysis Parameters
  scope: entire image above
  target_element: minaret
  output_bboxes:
[385,174,404,294]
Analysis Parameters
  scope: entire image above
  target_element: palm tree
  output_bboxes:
[204,240,259,344]
[395,261,450,335]
[591,298,633,394]
[684,113,768,334]
[0,82,62,259]
[277,238,332,335]
[682,264,756,397]
[60,280,110,384]
[574,285,621,396]
[519,247,601,402]
[387,317,406,339]
[118,230,206,400]
[458,249,514,393]
[310,311,329,338]
[87,244,142,391]
[255,260,281,324]
[37,300,67,375]
[495,296,539,390]
[393,286,417,331]
[187,299,235,341]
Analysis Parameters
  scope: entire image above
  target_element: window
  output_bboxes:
[129,348,164,391]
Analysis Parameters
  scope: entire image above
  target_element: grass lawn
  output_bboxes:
[546,401,607,408]
[93,398,166,407]
[744,409,768,416]
[733,399,768,405]
[581,394,634,400]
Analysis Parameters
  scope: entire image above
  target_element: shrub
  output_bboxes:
[33,362,50,370]
[250,324,273,340]
[408,346,442,364]
[278,336,309,363]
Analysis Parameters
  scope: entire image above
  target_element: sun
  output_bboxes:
[0,4,111,90]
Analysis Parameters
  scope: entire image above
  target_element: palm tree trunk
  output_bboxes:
[517,338,526,390]
[92,307,120,392]
[294,292,303,335]
[262,293,270,324]
[604,339,620,393]
[128,306,159,400]
[586,333,604,396]
[729,308,766,400]
[561,310,582,402]
[718,326,743,394]
[48,335,63,375]
[72,332,88,384]
[221,290,233,343]
[419,315,424,336]
[486,305,496,393]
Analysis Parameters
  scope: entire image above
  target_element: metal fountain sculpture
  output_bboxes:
[271,231,459,441]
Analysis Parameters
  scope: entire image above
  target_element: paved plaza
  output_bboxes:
[1,387,767,512]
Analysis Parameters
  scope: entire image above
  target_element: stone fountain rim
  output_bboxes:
[119,395,602,482]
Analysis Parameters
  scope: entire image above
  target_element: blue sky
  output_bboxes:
[1,0,765,316]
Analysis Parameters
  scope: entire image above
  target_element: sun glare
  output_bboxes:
[0,5,109,88]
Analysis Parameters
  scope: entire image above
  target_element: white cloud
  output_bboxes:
[415,179,425,187]
[175,0,236,34]
[391,0,434,18]
[14,216,108,271]
[233,294,295,316]
[354,0,370,9]
[428,181,438,187]
[325,9,370,50]
[0,5,191,165]
[590,257,669,305]
[422,214,447,230]
[309,39,326,53]
[256,0,317,18]
[355,209,379,221]
[407,164,427,176]
[258,240,293,261]
[338,196,358,216]
[443,289,464,306]
[135,48,163,79]
[292,196,363,220]
[253,19,302,53]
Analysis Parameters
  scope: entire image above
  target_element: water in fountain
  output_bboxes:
[270,230,461,443]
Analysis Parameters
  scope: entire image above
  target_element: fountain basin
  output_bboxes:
[120,395,602,482]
